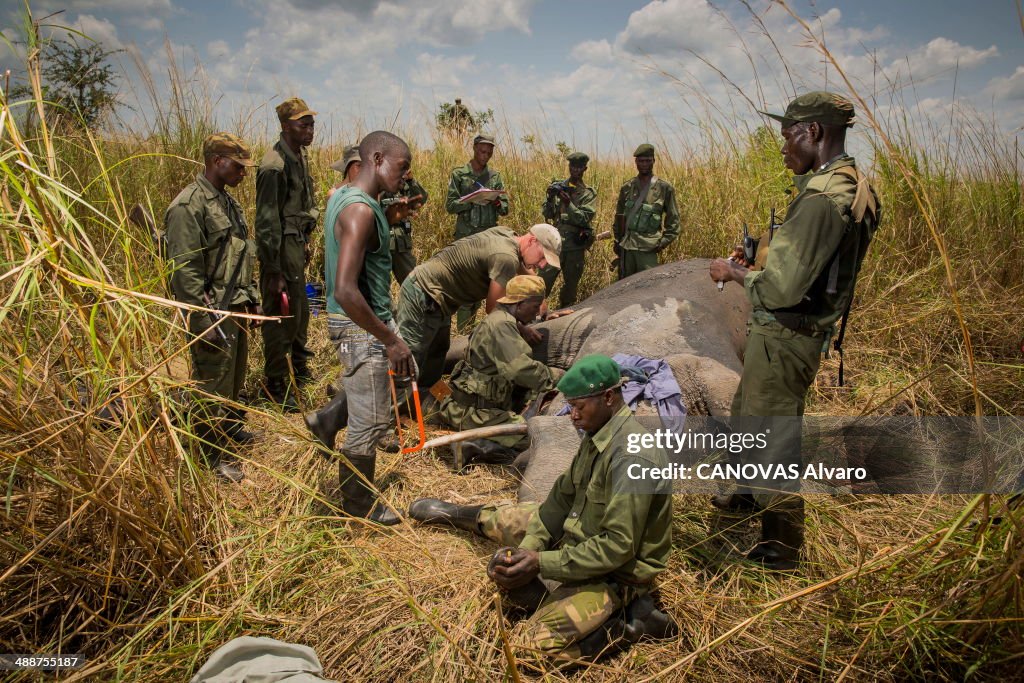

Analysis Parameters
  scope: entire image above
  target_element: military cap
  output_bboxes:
[558,354,623,399]
[633,143,655,157]
[329,144,361,174]
[203,132,257,167]
[473,133,496,147]
[567,151,589,165]
[276,97,317,122]
[529,223,562,269]
[759,91,855,128]
[497,274,546,304]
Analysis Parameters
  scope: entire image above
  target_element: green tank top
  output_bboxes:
[323,186,393,321]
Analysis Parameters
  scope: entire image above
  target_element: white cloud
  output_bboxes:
[889,37,999,84]
[570,39,614,64]
[409,53,475,90]
[58,14,123,49]
[986,66,1024,102]
[618,0,735,56]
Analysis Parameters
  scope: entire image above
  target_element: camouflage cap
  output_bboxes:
[558,354,623,399]
[529,223,562,269]
[473,133,496,146]
[203,132,257,167]
[567,151,589,165]
[497,274,547,304]
[276,97,317,122]
[633,143,655,157]
[329,144,361,174]
[759,91,855,128]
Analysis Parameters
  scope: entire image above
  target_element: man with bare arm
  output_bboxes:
[318,130,414,525]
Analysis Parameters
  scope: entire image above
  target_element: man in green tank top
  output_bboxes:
[312,130,413,526]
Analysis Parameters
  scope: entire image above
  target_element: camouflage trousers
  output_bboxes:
[479,503,632,660]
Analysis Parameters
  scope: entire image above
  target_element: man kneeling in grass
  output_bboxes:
[409,354,678,661]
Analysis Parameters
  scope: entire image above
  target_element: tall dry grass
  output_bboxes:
[1,2,1023,681]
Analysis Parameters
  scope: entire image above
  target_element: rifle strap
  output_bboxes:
[218,240,248,311]
[624,175,655,232]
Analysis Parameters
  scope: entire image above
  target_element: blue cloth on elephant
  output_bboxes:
[557,354,686,420]
[612,353,687,419]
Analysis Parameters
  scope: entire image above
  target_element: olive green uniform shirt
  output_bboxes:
[519,405,673,585]
[744,156,879,337]
[541,181,597,252]
[165,174,258,337]
[255,136,318,280]
[445,163,509,238]
[412,227,520,316]
[614,176,680,252]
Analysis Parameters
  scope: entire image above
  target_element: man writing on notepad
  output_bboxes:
[445,132,510,330]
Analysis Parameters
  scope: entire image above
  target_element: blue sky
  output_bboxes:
[2,0,1021,157]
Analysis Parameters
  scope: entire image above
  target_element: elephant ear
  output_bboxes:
[517,416,581,503]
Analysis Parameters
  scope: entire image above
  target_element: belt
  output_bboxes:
[771,311,823,338]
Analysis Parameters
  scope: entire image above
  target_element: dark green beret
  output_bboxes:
[567,151,589,165]
[633,143,655,157]
[558,354,623,399]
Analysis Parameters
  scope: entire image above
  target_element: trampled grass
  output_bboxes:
[1,3,1023,681]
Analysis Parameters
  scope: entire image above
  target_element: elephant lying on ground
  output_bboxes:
[446,258,751,502]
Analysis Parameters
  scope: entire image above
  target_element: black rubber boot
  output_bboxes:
[293,362,314,388]
[339,451,401,526]
[223,406,259,445]
[408,498,484,535]
[746,501,804,571]
[574,593,678,662]
[304,391,349,453]
[264,377,300,414]
[711,491,760,514]
[454,439,519,469]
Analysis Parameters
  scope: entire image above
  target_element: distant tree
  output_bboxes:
[435,97,494,134]
[40,37,122,128]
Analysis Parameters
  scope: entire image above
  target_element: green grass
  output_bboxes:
[1,3,1023,681]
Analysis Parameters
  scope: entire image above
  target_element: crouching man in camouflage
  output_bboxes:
[436,274,563,469]
[409,355,678,661]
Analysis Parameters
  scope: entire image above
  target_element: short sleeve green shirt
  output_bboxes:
[412,227,520,315]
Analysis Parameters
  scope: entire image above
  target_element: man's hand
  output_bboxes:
[558,190,571,206]
[709,257,747,286]
[199,325,226,352]
[304,243,312,265]
[268,272,287,296]
[654,240,669,253]
[729,244,753,267]
[544,308,574,321]
[385,337,414,378]
[517,321,543,346]
[246,303,264,329]
[487,547,540,590]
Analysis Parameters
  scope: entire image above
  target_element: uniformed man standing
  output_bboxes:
[165,133,262,482]
[256,97,319,412]
[437,275,564,467]
[613,144,680,279]
[710,92,880,570]
[410,355,677,661]
[540,152,597,308]
[445,133,509,330]
[380,170,428,284]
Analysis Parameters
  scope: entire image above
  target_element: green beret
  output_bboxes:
[566,151,589,165]
[759,91,856,128]
[633,143,655,157]
[558,354,623,399]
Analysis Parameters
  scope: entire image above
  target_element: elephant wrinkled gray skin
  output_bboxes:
[441,258,751,502]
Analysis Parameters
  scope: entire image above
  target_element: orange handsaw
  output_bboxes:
[388,370,426,454]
